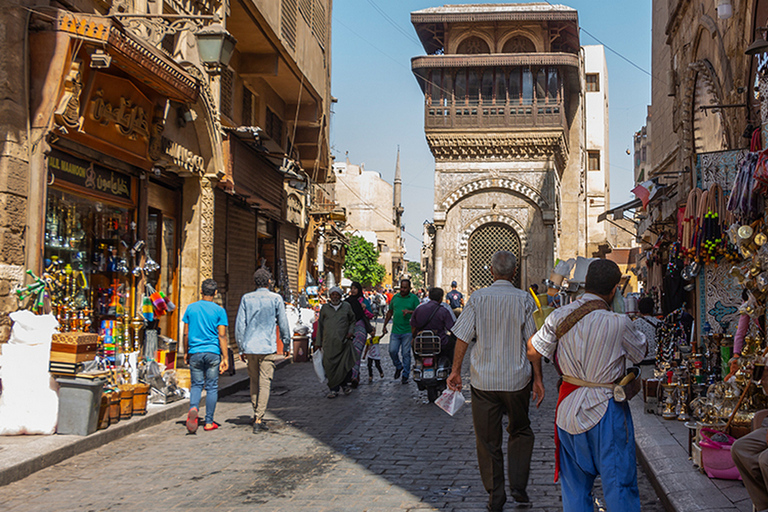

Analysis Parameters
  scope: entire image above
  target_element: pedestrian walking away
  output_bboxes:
[411,287,455,362]
[528,259,647,512]
[447,251,540,511]
[633,296,660,379]
[346,281,375,388]
[446,280,464,317]
[235,268,291,434]
[181,279,229,434]
[316,286,357,398]
[382,278,420,384]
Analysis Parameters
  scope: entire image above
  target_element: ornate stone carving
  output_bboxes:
[54,60,84,130]
[438,177,551,213]
[458,214,529,257]
[198,176,215,279]
[426,132,568,169]
[181,62,225,177]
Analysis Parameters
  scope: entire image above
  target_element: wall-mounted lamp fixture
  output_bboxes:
[746,27,768,55]
[90,49,112,69]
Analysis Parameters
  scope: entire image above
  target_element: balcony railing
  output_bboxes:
[425,101,565,131]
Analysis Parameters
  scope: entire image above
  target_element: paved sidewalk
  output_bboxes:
[0,358,287,487]
[631,396,753,512]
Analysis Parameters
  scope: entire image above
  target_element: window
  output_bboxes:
[586,73,599,92]
[429,70,442,106]
[242,86,253,126]
[281,0,298,51]
[481,70,494,104]
[502,36,536,53]
[265,108,283,146]
[457,36,490,54]
[220,67,234,120]
[588,151,600,171]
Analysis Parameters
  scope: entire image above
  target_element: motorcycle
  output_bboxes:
[412,330,451,402]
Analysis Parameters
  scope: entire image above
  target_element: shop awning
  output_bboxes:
[597,197,642,223]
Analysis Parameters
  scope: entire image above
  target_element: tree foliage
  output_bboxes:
[343,236,386,287]
[406,260,423,289]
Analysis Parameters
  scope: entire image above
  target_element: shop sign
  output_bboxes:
[78,72,165,162]
[284,186,306,229]
[163,138,206,175]
[48,151,132,201]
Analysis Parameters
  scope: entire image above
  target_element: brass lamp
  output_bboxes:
[746,27,768,56]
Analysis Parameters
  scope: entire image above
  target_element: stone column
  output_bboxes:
[199,176,215,280]
[433,223,444,289]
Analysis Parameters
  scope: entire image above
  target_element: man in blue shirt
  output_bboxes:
[445,281,464,317]
[236,268,291,434]
[182,279,229,434]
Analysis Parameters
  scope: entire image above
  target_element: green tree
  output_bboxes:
[406,260,423,289]
[343,236,386,287]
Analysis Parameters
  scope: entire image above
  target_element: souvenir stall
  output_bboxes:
[640,141,768,479]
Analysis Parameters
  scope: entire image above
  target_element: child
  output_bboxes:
[362,335,384,383]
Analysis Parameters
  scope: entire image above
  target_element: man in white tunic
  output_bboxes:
[528,259,646,512]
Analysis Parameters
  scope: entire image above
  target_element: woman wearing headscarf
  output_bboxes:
[316,287,357,398]
[345,281,375,387]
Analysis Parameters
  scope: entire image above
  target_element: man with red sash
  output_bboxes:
[527,259,646,512]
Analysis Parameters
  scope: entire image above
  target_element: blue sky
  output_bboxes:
[330,0,651,258]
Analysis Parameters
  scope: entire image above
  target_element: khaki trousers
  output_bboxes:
[245,353,278,421]
[732,427,768,511]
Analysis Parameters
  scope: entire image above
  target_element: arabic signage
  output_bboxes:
[76,72,165,163]
[48,150,133,202]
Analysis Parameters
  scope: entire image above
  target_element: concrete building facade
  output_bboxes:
[332,155,406,286]
[411,3,610,292]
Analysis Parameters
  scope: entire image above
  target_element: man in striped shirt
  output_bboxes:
[448,251,542,511]
[528,259,646,512]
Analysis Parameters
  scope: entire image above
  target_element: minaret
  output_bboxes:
[393,146,403,222]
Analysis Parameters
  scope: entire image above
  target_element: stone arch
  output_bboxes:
[458,214,529,257]
[502,36,536,53]
[680,58,731,165]
[438,177,550,214]
[453,33,493,54]
[498,29,544,53]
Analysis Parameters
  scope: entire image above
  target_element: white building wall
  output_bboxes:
[583,45,610,249]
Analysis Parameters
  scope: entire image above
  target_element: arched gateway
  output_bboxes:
[468,223,521,291]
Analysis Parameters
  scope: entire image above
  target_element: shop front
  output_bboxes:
[12,9,223,433]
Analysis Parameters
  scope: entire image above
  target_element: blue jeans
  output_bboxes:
[558,399,640,512]
[388,332,412,378]
[189,352,221,425]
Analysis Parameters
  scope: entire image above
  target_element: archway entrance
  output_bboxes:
[468,223,521,292]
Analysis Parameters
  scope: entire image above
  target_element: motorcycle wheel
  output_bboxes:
[427,386,439,403]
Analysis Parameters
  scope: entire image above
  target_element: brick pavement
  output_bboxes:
[0,333,664,512]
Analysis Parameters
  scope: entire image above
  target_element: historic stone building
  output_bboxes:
[411,3,610,292]
[332,153,406,286]
[0,0,333,341]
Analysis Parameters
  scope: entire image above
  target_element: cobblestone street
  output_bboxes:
[0,332,664,511]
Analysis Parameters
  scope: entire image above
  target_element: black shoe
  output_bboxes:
[401,376,408,385]
[486,497,506,512]
[394,368,402,380]
[510,490,531,509]
[252,421,269,434]
[350,378,359,389]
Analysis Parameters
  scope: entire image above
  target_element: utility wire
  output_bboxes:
[365,0,423,48]
[335,174,423,245]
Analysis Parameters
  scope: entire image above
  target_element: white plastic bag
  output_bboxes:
[435,389,465,416]
[313,349,327,384]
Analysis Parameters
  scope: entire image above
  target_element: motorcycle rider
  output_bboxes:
[410,287,455,362]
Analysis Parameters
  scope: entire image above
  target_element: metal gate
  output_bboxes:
[468,223,521,292]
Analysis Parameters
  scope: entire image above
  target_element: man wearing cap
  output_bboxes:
[446,281,464,317]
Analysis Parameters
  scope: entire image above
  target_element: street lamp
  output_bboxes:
[111,14,237,72]
[746,27,768,56]
[196,23,237,71]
